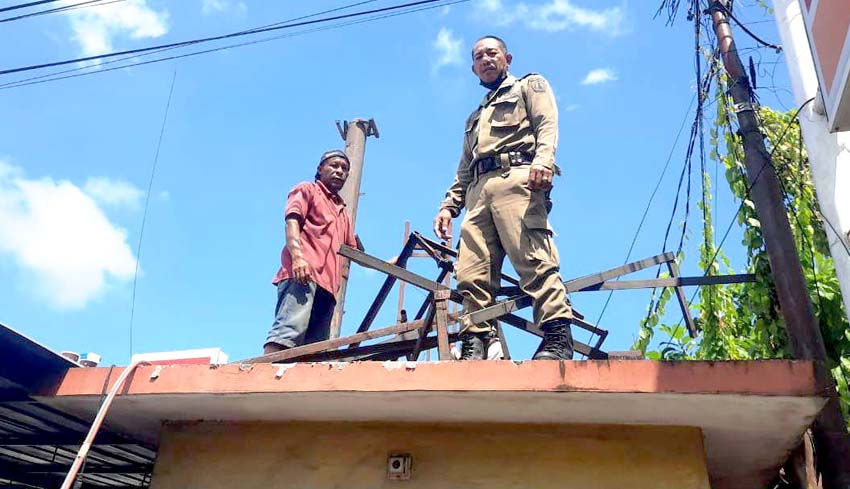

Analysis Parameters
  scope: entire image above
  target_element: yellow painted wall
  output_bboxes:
[150,422,710,489]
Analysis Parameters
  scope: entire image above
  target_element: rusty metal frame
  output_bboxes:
[461,252,755,339]
[244,234,612,363]
[245,229,755,364]
[338,244,609,359]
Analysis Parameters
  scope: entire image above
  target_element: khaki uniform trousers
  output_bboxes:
[455,165,572,333]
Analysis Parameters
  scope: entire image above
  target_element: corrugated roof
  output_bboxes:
[0,323,157,488]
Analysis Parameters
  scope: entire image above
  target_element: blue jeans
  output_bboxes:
[264,279,336,349]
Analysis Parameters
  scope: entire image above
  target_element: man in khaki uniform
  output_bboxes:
[433,35,573,361]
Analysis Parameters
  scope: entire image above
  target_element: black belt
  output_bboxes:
[476,151,534,175]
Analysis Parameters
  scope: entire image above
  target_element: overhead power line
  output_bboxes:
[0,0,125,23]
[0,0,453,77]
[129,68,177,358]
[0,0,378,89]
[0,0,468,90]
[588,93,697,342]
[667,97,817,337]
[711,1,782,52]
[0,0,64,14]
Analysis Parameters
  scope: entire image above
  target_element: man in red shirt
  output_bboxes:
[263,150,359,355]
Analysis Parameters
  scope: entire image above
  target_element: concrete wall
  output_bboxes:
[150,421,711,489]
[775,0,850,321]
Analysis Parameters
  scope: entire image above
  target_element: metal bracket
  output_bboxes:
[365,118,380,138]
[732,102,759,113]
[335,120,348,140]
[335,119,380,140]
[275,364,294,379]
[433,289,451,301]
[149,366,163,380]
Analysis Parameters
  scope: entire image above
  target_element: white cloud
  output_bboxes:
[83,177,143,209]
[202,0,227,14]
[158,190,170,201]
[476,0,624,35]
[60,0,168,57]
[581,68,617,85]
[433,28,463,72]
[201,0,246,15]
[0,161,137,309]
[563,104,579,111]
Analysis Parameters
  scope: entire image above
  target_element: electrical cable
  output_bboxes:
[642,7,715,332]
[760,109,850,259]
[664,96,816,342]
[697,52,716,335]
[711,0,782,52]
[129,69,177,357]
[0,0,467,90]
[0,0,454,76]
[586,92,697,344]
[0,0,378,89]
[0,0,125,23]
[0,0,63,14]
[760,112,848,390]
[647,4,793,351]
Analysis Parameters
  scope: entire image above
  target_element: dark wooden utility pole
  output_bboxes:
[709,1,850,486]
[329,118,379,339]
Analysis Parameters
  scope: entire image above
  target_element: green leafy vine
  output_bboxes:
[635,74,850,425]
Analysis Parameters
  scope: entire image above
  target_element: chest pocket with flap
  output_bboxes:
[488,95,525,128]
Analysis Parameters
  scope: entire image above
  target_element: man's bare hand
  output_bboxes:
[528,164,554,191]
[433,208,453,241]
[292,257,313,285]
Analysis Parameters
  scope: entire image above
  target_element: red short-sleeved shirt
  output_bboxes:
[273,181,357,295]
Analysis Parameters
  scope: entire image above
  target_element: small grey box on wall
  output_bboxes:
[387,453,412,480]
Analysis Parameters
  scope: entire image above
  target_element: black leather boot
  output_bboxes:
[458,331,487,360]
[533,319,574,360]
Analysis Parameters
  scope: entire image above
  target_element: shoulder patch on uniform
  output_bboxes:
[530,78,547,93]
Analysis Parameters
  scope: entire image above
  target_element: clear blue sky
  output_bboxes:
[0,0,794,363]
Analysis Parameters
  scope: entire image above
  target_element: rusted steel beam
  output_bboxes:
[564,252,676,292]
[464,253,677,328]
[272,332,462,363]
[363,333,463,361]
[433,291,452,360]
[350,236,418,345]
[578,273,757,291]
[339,246,462,301]
[667,260,698,338]
[461,296,531,329]
[410,233,452,268]
[572,317,606,339]
[414,232,523,287]
[495,313,603,358]
[496,323,511,360]
[410,232,457,258]
[242,320,426,364]
[411,306,436,361]
[497,313,605,359]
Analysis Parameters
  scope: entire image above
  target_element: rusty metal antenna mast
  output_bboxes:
[709,1,850,485]
[329,118,379,339]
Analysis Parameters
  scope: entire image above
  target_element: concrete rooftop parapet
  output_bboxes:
[48,359,828,397]
[38,360,830,489]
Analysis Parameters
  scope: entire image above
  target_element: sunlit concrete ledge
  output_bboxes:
[38,360,829,489]
[47,359,827,396]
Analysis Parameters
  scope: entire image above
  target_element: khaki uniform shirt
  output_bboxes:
[441,72,559,217]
